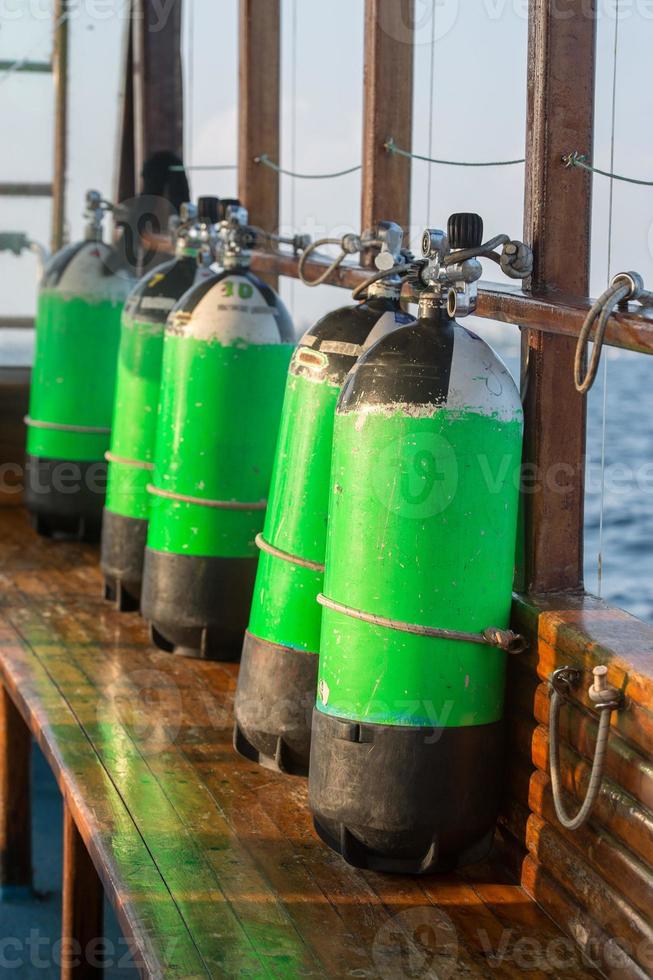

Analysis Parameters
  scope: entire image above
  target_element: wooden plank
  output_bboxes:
[511,594,653,761]
[460,862,603,980]
[523,811,653,971]
[0,183,52,198]
[521,857,650,980]
[515,592,653,707]
[52,0,69,253]
[506,766,653,924]
[242,771,593,979]
[519,0,596,593]
[249,250,653,356]
[0,316,34,328]
[61,804,104,980]
[6,604,297,979]
[238,0,280,287]
[0,512,616,979]
[506,719,653,869]
[477,285,653,357]
[0,683,31,896]
[507,673,653,810]
[41,601,324,979]
[29,592,600,980]
[72,597,604,980]
[360,0,414,255]
[0,60,51,73]
[0,618,210,979]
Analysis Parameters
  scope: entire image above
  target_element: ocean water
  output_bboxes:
[3,325,652,624]
[491,330,653,625]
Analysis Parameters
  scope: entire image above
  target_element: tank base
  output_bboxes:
[308,708,504,875]
[25,455,106,542]
[233,632,317,776]
[141,547,257,661]
[100,510,147,612]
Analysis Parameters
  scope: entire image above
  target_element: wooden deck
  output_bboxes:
[0,507,604,978]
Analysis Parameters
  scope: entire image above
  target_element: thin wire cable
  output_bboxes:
[425,1,437,222]
[598,2,621,598]
[0,7,71,87]
[178,143,530,178]
[385,138,525,167]
[256,154,361,179]
[564,152,653,187]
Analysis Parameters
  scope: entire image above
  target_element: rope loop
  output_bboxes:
[548,666,624,831]
[574,271,648,393]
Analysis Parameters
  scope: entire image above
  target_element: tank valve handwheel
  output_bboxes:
[447,212,484,250]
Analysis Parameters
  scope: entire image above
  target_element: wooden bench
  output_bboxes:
[0,508,603,978]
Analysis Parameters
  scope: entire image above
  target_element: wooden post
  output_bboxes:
[0,686,32,897]
[61,805,104,979]
[132,0,184,184]
[238,0,281,289]
[361,0,414,257]
[51,0,69,253]
[114,5,136,205]
[519,0,596,593]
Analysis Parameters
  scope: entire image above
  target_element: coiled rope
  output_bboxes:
[574,272,653,393]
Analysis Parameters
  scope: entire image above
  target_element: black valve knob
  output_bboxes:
[217,198,242,220]
[448,213,483,250]
[197,196,221,223]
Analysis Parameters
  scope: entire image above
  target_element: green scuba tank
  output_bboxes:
[25,190,136,540]
[101,197,222,611]
[234,222,415,775]
[309,214,532,874]
[141,203,295,660]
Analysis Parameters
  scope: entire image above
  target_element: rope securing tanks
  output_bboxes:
[25,190,137,541]
[140,202,296,662]
[307,214,534,874]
